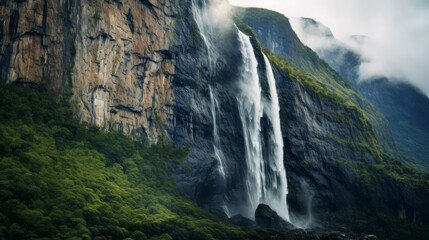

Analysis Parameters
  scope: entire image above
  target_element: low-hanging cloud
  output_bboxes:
[229,0,429,96]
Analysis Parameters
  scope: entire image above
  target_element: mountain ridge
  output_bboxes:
[292,16,429,167]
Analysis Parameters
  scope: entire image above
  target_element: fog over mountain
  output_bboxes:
[230,0,429,96]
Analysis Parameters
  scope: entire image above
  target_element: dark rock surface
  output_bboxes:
[255,204,295,230]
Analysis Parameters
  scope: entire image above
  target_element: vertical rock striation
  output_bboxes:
[1,0,180,143]
[71,0,176,143]
[0,0,75,88]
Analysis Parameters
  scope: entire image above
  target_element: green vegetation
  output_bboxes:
[393,121,429,168]
[92,9,103,22]
[0,85,260,240]
[338,154,429,187]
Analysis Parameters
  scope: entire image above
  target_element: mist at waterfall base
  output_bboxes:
[190,0,316,228]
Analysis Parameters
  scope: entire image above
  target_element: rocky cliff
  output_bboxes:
[1,0,180,143]
[1,1,429,238]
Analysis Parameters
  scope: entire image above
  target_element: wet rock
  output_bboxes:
[255,204,295,230]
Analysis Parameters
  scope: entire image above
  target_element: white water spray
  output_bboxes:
[192,0,214,67]
[191,0,231,73]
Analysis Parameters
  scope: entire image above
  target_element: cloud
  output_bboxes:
[229,0,429,96]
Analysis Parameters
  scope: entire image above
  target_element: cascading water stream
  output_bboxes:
[191,0,224,175]
[236,30,290,221]
[191,0,218,73]
[209,86,227,181]
[192,0,291,222]
[262,54,290,221]
[236,30,265,219]
[192,0,230,216]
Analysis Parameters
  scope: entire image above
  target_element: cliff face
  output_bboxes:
[0,0,73,88]
[1,0,179,143]
[1,0,428,234]
[72,0,177,143]
[274,64,428,226]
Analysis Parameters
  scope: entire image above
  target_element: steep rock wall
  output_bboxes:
[0,0,75,88]
[273,62,429,227]
[71,0,177,143]
[0,0,179,143]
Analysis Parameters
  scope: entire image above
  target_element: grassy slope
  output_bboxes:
[0,85,259,240]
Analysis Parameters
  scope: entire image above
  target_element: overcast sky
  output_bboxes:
[229,0,429,96]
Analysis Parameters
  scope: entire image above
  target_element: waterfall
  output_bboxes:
[192,0,224,176]
[192,0,230,215]
[263,54,290,221]
[209,86,227,181]
[236,30,265,219]
[236,30,290,221]
[192,0,226,178]
[192,0,290,222]
[191,0,218,73]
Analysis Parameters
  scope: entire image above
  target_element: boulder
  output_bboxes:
[255,204,295,230]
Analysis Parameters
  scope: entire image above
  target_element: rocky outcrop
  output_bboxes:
[255,204,294,230]
[273,60,379,224]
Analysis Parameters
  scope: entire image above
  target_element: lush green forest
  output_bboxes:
[0,85,258,240]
